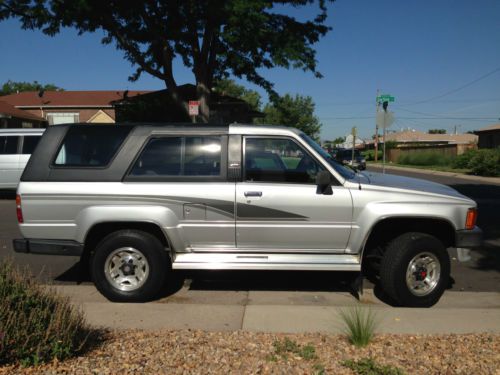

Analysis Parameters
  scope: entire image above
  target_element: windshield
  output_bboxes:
[299,133,356,180]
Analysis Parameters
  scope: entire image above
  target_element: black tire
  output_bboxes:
[90,229,170,302]
[379,232,450,307]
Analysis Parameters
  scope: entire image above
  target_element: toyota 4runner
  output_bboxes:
[13,123,482,307]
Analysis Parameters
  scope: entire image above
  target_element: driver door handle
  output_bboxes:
[244,191,263,197]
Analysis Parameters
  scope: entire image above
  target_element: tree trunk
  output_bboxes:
[196,80,210,123]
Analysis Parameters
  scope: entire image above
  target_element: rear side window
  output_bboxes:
[130,136,222,177]
[54,127,131,167]
[21,136,41,154]
[0,136,19,154]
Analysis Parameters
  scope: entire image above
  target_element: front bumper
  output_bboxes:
[455,226,483,249]
[13,239,83,256]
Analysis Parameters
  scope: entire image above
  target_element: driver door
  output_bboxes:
[235,136,352,252]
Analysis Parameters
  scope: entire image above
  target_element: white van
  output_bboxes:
[0,129,45,189]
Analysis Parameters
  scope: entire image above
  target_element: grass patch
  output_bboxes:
[339,306,378,347]
[342,357,405,375]
[271,337,318,361]
[0,260,100,366]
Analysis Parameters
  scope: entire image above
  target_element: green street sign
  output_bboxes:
[377,95,395,103]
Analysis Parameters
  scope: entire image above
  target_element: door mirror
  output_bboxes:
[316,170,333,195]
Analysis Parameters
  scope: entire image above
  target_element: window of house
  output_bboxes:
[0,136,19,155]
[21,136,42,154]
[46,112,80,125]
[129,136,222,177]
[244,137,324,184]
[54,126,131,167]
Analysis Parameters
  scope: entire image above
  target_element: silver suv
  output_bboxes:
[13,124,482,307]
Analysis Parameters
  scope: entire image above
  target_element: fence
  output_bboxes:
[387,143,477,163]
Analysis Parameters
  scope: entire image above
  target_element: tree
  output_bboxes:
[260,94,322,140]
[428,129,446,134]
[1,1,333,121]
[0,80,63,96]
[213,79,262,111]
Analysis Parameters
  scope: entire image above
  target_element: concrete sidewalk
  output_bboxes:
[368,163,500,185]
[53,285,500,334]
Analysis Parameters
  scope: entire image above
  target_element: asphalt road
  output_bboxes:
[0,169,498,304]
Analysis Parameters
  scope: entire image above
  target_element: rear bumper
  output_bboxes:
[13,239,83,256]
[455,226,483,249]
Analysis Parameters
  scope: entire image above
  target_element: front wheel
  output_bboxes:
[90,230,169,302]
[379,232,450,307]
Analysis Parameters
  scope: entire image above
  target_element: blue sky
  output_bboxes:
[1,0,499,140]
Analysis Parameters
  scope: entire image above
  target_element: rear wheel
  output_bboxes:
[90,230,169,302]
[379,232,450,307]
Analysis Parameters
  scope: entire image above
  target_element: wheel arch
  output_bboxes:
[361,216,456,266]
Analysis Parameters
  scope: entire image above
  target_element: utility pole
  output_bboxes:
[351,126,357,165]
[382,101,388,174]
[374,89,380,162]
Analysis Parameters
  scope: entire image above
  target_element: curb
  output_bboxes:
[367,163,500,185]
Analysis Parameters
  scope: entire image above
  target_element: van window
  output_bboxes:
[54,127,131,167]
[130,136,222,177]
[0,136,19,154]
[21,136,42,154]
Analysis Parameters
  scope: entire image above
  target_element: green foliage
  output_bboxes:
[270,338,318,361]
[0,80,63,96]
[453,148,500,176]
[213,79,262,111]
[398,152,452,166]
[341,358,405,375]
[0,261,92,366]
[428,129,447,134]
[260,94,322,140]
[384,140,398,150]
[1,0,333,120]
[363,150,382,161]
[339,306,378,347]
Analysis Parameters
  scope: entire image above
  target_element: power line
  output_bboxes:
[402,66,500,106]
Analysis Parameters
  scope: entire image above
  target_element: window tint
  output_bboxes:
[21,136,41,154]
[130,136,222,177]
[54,126,131,167]
[245,138,324,183]
[0,136,19,155]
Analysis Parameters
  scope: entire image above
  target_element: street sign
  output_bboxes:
[376,111,394,128]
[188,101,200,116]
[377,95,395,103]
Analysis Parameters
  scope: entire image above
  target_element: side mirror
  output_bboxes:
[316,170,333,195]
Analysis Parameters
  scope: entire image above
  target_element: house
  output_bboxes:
[114,84,263,124]
[0,101,46,128]
[365,129,478,163]
[475,123,500,149]
[383,129,478,146]
[0,90,149,125]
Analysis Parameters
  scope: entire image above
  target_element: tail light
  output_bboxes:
[465,208,477,230]
[16,194,23,223]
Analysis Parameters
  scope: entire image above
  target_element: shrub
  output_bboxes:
[452,149,478,169]
[362,150,382,161]
[339,306,378,347]
[397,152,452,166]
[341,357,405,375]
[0,261,92,366]
[467,148,500,177]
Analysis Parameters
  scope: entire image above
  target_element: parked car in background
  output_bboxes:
[335,148,366,170]
[0,129,45,189]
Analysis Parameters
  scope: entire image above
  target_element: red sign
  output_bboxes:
[188,101,200,116]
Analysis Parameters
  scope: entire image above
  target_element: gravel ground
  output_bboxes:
[1,331,499,374]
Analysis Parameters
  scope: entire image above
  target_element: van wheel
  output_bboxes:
[90,230,169,302]
[379,232,450,307]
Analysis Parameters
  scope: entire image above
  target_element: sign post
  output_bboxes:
[375,94,395,173]
[188,101,200,123]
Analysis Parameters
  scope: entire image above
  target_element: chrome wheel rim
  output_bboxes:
[406,252,441,296]
[104,247,149,291]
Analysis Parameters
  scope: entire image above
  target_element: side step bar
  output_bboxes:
[172,253,361,271]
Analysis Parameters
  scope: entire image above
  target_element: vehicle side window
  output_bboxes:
[0,136,19,155]
[245,137,324,184]
[130,136,222,177]
[54,127,131,167]
[21,136,41,154]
